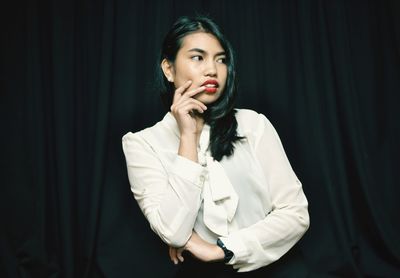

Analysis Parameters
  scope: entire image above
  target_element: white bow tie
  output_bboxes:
[202,156,239,236]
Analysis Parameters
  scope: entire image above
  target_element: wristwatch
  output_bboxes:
[216,238,234,263]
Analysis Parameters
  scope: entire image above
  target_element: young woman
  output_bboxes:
[122,15,310,277]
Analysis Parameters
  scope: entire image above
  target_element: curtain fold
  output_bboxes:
[1,0,399,277]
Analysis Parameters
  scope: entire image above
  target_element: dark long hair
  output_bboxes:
[157,15,244,161]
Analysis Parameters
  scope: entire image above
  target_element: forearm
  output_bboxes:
[138,157,206,247]
[178,133,199,163]
[170,231,225,263]
[220,201,309,271]
[147,194,202,247]
[124,133,207,247]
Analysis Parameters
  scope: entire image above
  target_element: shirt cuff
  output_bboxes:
[219,234,249,264]
[169,155,208,188]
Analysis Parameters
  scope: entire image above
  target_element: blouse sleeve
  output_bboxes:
[219,113,310,272]
[122,132,207,247]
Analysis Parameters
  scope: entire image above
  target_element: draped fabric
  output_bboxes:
[1,0,399,277]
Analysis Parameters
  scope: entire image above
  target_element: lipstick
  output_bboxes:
[201,79,219,93]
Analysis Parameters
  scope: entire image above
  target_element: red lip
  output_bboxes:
[201,79,219,87]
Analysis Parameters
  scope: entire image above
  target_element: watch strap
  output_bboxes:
[217,238,234,263]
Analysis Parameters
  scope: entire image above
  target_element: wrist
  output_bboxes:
[213,244,225,261]
[180,132,197,141]
[178,135,198,163]
[216,238,234,263]
[184,237,193,252]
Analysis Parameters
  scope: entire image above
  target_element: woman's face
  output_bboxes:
[163,32,228,105]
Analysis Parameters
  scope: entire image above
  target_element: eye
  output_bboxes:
[217,57,227,64]
[191,55,203,61]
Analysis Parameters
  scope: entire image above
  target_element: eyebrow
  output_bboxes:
[187,48,226,56]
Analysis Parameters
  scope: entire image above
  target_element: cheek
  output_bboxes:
[219,66,228,80]
[220,70,228,88]
[175,67,197,87]
[175,63,197,78]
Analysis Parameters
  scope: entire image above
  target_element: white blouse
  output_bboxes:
[122,109,309,272]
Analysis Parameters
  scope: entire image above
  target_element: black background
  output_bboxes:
[1,0,399,277]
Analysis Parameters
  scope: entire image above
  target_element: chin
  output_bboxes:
[196,92,222,105]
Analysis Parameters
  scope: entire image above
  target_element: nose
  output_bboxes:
[204,59,217,77]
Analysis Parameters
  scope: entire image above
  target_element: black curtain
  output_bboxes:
[2,0,399,277]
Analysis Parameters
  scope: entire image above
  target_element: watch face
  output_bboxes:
[225,248,234,262]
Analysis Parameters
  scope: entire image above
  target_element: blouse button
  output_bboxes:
[200,175,205,182]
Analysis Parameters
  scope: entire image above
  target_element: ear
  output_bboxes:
[161,58,175,82]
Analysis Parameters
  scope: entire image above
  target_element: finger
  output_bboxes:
[172,81,192,106]
[173,98,207,112]
[184,85,207,98]
[177,248,185,262]
[169,247,175,264]
[170,247,179,265]
[173,98,205,112]
[174,80,193,97]
[174,103,206,115]
[169,247,173,261]
[173,97,207,112]
[174,86,206,107]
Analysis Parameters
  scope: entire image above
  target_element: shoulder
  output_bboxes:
[122,126,161,146]
[122,114,177,151]
[234,108,279,150]
[234,108,264,121]
[122,124,153,144]
[121,128,152,154]
[234,108,272,134]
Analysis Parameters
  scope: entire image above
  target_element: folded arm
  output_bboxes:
[122,133,207,247]
[219,114,310,272]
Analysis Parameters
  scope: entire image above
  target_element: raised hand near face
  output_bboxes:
[170,80,207,137]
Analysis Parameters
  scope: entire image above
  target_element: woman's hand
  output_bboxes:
[168,232,224,264]
[170,80,207,137]
[169,246,185,265]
